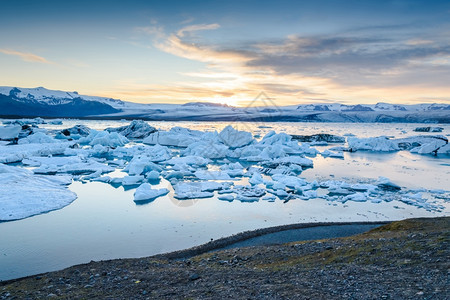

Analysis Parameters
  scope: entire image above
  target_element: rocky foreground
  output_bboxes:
[1,217,448,299]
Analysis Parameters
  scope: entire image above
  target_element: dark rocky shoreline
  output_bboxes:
[1,217,448,299]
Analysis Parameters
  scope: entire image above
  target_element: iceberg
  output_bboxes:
[0,164,77,221]
[348,136,399,152]
[133,183,168,202]
[0,125,21,141]
[218,125,254,148]
[79,130,129,148]
[106,120,157,139]
[194,170,231,180]
[143,127,205,147]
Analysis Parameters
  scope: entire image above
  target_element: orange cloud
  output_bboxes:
[0,49,52,64]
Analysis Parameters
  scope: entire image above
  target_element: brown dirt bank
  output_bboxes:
[1,217,448,299]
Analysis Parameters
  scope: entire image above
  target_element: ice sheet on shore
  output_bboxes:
[0,164,77,221]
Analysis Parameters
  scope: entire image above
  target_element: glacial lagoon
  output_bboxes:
[0,120,449,280]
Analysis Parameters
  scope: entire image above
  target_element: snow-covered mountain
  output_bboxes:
[0,86,449,123]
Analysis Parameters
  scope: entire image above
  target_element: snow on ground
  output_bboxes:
[0,119,449,221]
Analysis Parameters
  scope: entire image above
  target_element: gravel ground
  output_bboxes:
[1,217,448,299]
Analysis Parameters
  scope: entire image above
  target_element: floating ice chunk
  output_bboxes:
[233,185,265,198]
[18,132,57,144]
[121,175,144,186]
[249,172,263,185]
[349,183,378,192]
[125,156,163,175]
[165,155,210,167]
[348,136,399,152]
[218,125,254,148]
[133,183,168,202]
[182,141,230,159]
[271,174,308,188]
[23,156,83,167]
[301,190,318,199]
[0,164,77,221]
[269,189,289,197]
[410,139,447,155]
[321,149,344,158]
[194,170,231,180]
[377,176,401,191]
[0,125,21,141]
[272,156,314,168]
[343,192,367,202]
[173,182,213,199]
[33,159,114,175]
[164,171,187,180]
[218,194,234,202]
[220,162,244,177]
[291,134,345,143]
[0,142,73,164]
[48,119,63,125]
[262,194,276,201]
[143,127,205,147]
[57,125,90,140]
[79,130,129,147]
[414,126,443,132]
[146,170,160,180]
[107,120,157,139]
[437,143,450,154]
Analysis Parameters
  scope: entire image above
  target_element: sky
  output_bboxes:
[0,0,449,107]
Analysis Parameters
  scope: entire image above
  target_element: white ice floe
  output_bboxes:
[33,159,114,175]
[165,155,210,167]
[0,142,73,164]
[79,130,129,147]
[145,170,160,180]
[124,156,164,175]
[107,120,157,139]
[182,141,230,159]
[56,125,90,140]
[410,139,447,154]
[271,174,308,188]
[194,170,231,180]
[18,132,57,144]
[218,125,254,148]
[348,136,399,152]
[174,181,233,199]
[437,143,450,154]
[133,183,168,202]
[121,175,145,186]
[343,192,368,202]
[321,149,344,158]
[377,176,401,191]
[348,135,448,155]
[0,125,21,141]
[272,156,314,168]
[249,172,264,185]
[0,163,77,221]
[143,127,205,147]
[218,194,234,202]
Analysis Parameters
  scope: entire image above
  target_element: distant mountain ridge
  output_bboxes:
[0,86,449,123]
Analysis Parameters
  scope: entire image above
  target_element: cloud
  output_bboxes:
[177,23,220,37]
[133,21,450,105]
[0,49,53,64]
